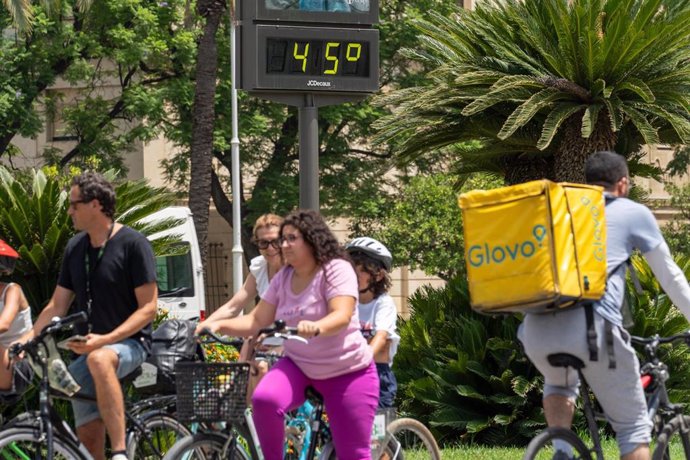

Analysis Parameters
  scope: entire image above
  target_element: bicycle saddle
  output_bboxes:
[547,353,585,370]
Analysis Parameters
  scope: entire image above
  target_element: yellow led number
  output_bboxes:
[292,41,363,75]
[293,42,310,73]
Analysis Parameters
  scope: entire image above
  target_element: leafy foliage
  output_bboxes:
[627,255,690,404]
[661,183,690,255]
[350,172,503,280]
[0,167,183,313]
[393,276,543,447]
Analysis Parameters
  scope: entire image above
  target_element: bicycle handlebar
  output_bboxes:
[630,330,690,348]
[9,311,88,359]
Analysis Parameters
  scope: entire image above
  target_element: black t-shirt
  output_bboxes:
[58,226,157,352]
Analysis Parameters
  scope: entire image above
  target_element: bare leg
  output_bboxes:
[0,348,13,390]
[543,394,576,428]
[86,348,126,454]
[77,419,107,460]
[621,444,650,460]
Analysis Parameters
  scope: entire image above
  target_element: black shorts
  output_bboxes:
[0,360,34,404]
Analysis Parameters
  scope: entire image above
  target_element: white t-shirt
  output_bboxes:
[0,283,32,349]
[358,293,400,365]
[249,256,271,298]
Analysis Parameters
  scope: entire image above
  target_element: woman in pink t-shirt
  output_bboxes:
[209,209,379,459]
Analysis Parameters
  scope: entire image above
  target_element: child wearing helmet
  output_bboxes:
[0,239,33,402]
[346,237,400,408]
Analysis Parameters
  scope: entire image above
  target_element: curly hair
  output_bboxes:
[71,172,116,218]
[252,213,284,240]
[349,251,392,298]
[281,209,348,266]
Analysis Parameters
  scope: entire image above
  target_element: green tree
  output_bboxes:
[350,172,503,280]
[661,183,690,255]
[0,166,183,313]
[375,0,690,184]
[159,0,460,261]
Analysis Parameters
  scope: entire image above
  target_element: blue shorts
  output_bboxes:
[68,339,147,427]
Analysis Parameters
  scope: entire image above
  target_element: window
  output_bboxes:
[156,242,195,297]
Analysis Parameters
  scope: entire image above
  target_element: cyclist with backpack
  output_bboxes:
[346,237,400,408]
[0,239,34,403]
[519,151,690,460]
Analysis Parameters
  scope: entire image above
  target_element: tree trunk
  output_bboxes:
[552,111,617,183]
[501,154,554,185]
[189,0,225,272]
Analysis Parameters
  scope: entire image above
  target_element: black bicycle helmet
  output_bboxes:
[0,239,19,273]
[345,237,393,271]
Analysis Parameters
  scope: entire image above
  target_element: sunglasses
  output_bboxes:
[69,198,90,209]
[256,239,281,250]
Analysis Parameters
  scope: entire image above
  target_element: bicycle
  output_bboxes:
[288,331,440,459]
[523,330,690,460]
[0,312,191,459]
[164,321,438,459]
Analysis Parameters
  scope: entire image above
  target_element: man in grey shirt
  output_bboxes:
[519,151,690,460]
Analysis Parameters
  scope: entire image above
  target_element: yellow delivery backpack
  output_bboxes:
[458,180,606,314]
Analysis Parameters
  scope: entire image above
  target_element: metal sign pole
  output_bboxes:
[230,2,244,294]
[299,93,319,210]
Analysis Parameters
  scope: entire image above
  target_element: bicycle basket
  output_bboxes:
[175,362,250,423]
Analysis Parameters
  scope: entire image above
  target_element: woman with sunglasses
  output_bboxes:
[196,213,284,333]
[208,209,379,459]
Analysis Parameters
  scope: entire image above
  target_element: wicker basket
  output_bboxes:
[175,362,250,423]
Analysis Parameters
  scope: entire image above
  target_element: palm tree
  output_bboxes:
[188,0,226,271]
[375,0,690,184]
[2,0,91,33]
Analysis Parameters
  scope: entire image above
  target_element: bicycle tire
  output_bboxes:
[523,428,593,460]
[127,413,192,459]
[384,417,441,460]
[653,415,690,460]
[320,440,397,459]
[162,432,250,460]
[0,427,85,459]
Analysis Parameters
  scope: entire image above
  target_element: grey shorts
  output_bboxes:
[518,306,652,455]
[68,338,147,427]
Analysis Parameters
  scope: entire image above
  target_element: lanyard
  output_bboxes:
[84,224,114,333]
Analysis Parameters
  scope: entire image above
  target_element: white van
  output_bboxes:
[143,206,206,321]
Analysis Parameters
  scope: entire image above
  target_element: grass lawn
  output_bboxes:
[439,437,621,459]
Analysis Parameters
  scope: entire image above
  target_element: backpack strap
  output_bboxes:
[584,303,598,362]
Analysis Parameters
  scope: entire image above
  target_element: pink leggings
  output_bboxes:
[252,358,379,460]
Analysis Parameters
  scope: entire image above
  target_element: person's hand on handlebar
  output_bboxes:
[296,320,320,339]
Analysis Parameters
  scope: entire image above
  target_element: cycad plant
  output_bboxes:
[375,0,690,184]
[394,276,544,446]
[0,167,184,314]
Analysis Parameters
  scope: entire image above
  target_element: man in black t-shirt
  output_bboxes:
[27,172,157,460]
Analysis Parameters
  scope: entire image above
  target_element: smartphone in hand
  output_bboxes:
[57,335,88,350]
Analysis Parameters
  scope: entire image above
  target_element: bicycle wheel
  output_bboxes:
[523,428,592,460]
[653,415,690,460]
[127,413,192,459]
[385,418,441,460]
[162,432,250,460]
[0,427,84,459]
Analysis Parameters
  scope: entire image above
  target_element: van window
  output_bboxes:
[156,242,195,297]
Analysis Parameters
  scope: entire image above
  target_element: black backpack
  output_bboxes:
[144,319,204,393]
